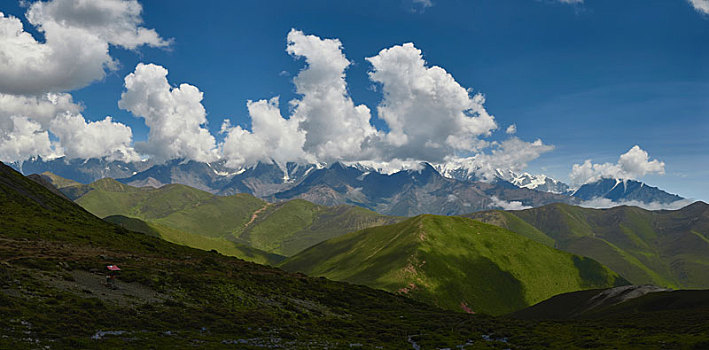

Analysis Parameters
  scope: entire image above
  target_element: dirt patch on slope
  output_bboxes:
[48,270,169,306]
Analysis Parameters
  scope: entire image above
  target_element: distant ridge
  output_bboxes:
[466,202,709,288]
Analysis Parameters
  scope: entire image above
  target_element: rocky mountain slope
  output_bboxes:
[511,285,708,320]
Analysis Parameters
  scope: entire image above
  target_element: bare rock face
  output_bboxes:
[582,285,672,312]
[511,284,676,320]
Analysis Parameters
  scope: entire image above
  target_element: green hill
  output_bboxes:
[280,215,628,316]
[465,202,709,288]
[51,176,399,259]
[37,171,82,188]
[104,215,284,265]
[240,199,400,256]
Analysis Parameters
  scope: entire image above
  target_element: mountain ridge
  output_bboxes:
[465,201,709,288]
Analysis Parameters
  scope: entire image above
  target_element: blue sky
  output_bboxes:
[0,0,707,201]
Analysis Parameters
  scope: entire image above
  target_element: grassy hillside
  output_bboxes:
[281,215,627,316]
[38,171,81,188]
[53,177,399,259]
[241,199,400,256]
[466,202,709,288]
[104,215,284,265]
[5,163,709,348]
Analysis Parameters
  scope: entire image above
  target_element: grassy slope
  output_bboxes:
[281,215,627,316]
[68,178,400,258]
[241,199,400,256]
[104,215,284,265]
[38,171,81,188]
[465,202,709,288]
[5,164,708,348]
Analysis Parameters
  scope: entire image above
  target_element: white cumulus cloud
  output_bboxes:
[578,197,695,211]
[221,97,311,168]
[0,116,55,162]
[506,124,517,134]
[27,0,170,49]
[0,92,139,162]
[570,145,665,185]
[118,63,219,163]
[439,137,555,181]
[0,93,82,129]
[221,29,549,177]
[689,0,709,14]
[366,42,497,162]
[489,196,531,211]
[1,23,556,177]
[0,0,169,95]
[49,113,138,161]
[286,29,378,162]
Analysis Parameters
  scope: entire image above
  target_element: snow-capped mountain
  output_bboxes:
[10,157,686,214]
[217,161,323,197]
[433,159,485,182]
[494,169,571,195]
[269,161,575,216]
[572,178,684,204]
[8,156,153,184]
[433,161,572,195]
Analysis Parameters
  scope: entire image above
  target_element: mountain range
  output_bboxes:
[11,156,686,216]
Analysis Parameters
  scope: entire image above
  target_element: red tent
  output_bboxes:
[106,265,121,271]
